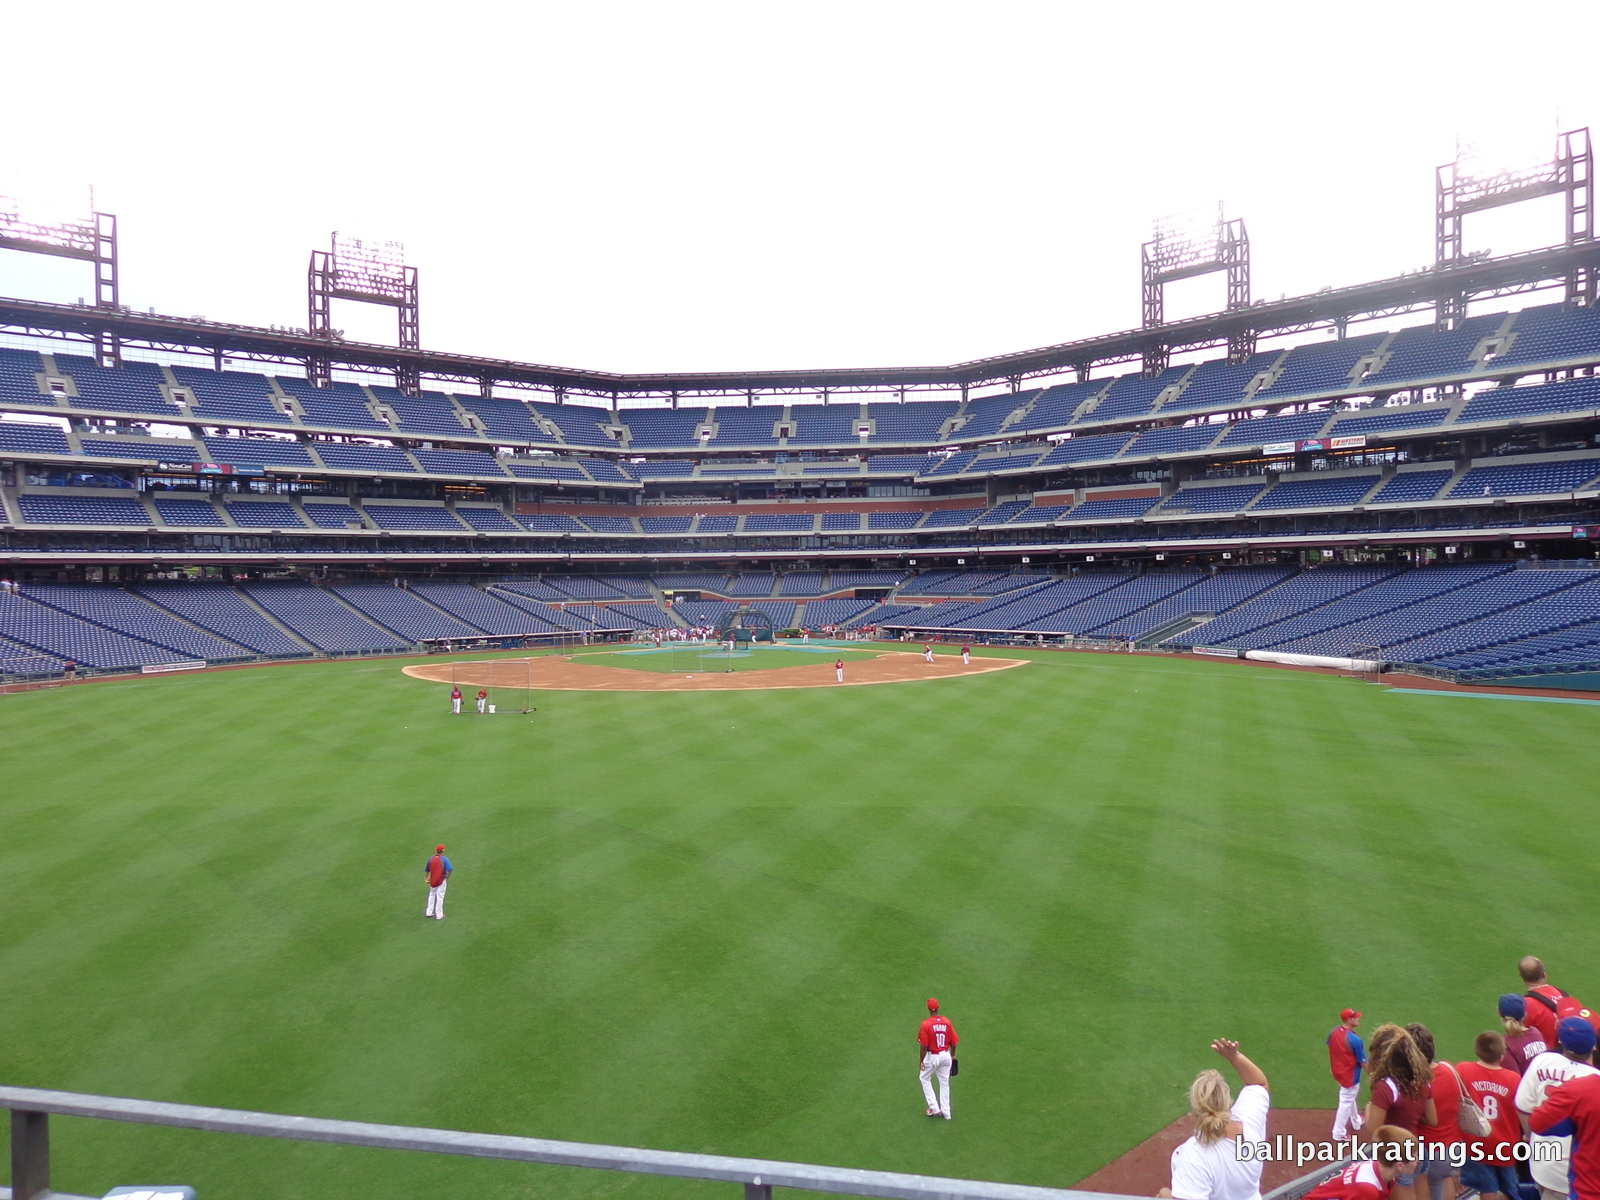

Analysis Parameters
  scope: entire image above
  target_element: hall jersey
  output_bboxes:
[919,1015,958,1054]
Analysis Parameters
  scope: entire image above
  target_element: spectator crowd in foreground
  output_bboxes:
[1161,957,1600,1200]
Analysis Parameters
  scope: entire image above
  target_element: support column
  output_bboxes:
[11,1110,49,1200]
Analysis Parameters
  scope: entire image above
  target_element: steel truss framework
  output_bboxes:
[1437,128,1594,329]
[2,246,1599,411]
[1141,215,1251,376]
[0,207,119,367]
[307,233,420,394]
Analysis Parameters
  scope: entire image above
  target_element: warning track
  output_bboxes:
[402,650,1027,692]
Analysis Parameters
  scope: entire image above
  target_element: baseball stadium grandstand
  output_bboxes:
[3,131,1600,686]
[7,118,1600,1200]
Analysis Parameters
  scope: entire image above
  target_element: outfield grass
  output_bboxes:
[2,647,1596,1200]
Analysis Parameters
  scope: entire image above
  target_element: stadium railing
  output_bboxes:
[0,1084,1140,1200]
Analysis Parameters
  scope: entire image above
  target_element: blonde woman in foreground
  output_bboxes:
[1160,1039,1271,1200]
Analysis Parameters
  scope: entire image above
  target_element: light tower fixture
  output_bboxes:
[1435,127,1593,329]
[0,194,119,366]
[1140,203,1252,375]
[306,232,420,393]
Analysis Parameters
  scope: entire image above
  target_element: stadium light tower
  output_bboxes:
[1436,127,1593,329]
[1140,203,1252,375]
[307,232,420,393]
[0,195,120,367]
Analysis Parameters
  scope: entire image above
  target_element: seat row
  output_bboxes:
[2,301,1597,456]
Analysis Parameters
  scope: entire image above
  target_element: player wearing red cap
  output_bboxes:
[961,644,971,665]
[476,688,488,714]
[450,686,462,714]
[835,658,845,683]
[1329,1008,1367,1140]
[918,998,959,1119]
[424,844,452,919]
[923,644,935,664]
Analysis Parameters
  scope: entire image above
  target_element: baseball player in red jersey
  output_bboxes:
[918,998,959,1119]
[961,644,971,665]
[476,688,488,714]
[923,643,935,664]
[835,658,845,683]
[450,686,462,714]
[424,844,452,919]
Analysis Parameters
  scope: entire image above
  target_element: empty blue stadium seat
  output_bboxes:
[153,497,227,526]
[412,449,507,477]
[1254,334,1385,400]
[1122,423,1225,458]
[866,402,957,443]
[241,583,409,651]
[20,495,149,525]
[1367,469,1453,504]
[302,502,367,529]
[58,356,174,416]
[1448,457,1600,499]
[1252,473,1381,510]
[1038,434,1133,466]
[79,437,200,462]
[314,443,419,473]
[134,583,309,655]
[363,505,468,532]
[224,501,306,528]
[0,422,71,455]
[454,506,522,533]
[328,584,486,641]
[279,378,389,431]
[202,437,316,467]
[173,367,284,422]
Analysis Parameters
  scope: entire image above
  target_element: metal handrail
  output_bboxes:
[0,1085,1139,1200]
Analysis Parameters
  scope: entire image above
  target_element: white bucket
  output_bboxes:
[488,704,496,713]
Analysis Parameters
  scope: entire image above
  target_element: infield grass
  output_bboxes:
[1,647,1595,1200]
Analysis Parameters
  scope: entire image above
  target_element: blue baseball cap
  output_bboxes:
[1559,1017,1597,1056]
[1500,994,1527,1020]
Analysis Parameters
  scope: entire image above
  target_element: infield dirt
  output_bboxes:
[402,649,1027,691]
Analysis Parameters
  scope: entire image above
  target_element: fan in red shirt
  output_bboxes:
[1521,956,1570,1051]
[1304,1126,1419,1200]
[1456,1031,1524,1200]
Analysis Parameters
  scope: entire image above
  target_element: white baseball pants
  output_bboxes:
[920,1050,952,1117]
[426,880,447,918]
[452,698,461,714]
[1331,1084,1362,1139]
[836,668,844,682]
[477,698,486,713]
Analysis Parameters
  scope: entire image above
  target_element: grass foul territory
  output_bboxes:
[0,646,1595,1200]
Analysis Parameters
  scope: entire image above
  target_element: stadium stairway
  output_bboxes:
[1136,613,1217,647]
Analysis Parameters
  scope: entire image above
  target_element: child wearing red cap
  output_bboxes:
[918,998,959,1119]
[1330,1008,1367,1140]
[424,845,452,919]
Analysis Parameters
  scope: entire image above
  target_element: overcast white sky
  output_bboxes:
[0,1,1593,379]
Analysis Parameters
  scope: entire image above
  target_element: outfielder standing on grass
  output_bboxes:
[476,688,488,714]
[450,685,462,714]
[918,998,959,1119]
[1329,1007,1367,1140]
[424,844,452,919]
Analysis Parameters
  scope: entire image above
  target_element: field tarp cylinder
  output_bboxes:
[1245,650,1383,672]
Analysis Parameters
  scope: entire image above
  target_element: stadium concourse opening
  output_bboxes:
[402,647,1027,691]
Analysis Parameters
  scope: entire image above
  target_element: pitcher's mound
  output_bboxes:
[403,650,1026,692]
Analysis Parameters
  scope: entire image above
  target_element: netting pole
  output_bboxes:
[523,657,531,714]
